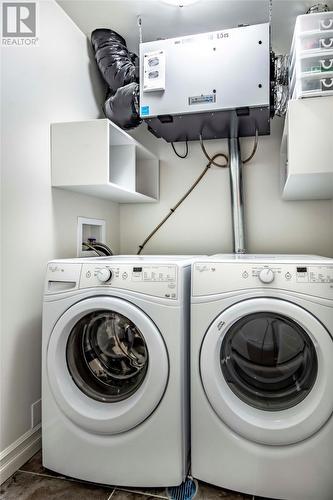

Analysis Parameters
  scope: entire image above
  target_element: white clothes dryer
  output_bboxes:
[191,254,333,500]
[42,255,193,487]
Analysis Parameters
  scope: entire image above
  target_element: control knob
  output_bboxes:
[96,268,112,283]
[258,268,275,284]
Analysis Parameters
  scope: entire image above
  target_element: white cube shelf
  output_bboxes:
[51,119,159,203]
[280,96,333,200]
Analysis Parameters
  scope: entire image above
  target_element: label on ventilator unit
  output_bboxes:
[143,50,166,92]
[188,94,216,105]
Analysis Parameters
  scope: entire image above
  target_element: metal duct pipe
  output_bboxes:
[228,137,246,254]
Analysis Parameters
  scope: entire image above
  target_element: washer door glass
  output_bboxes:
[220,312,318,411]
[199,298,333,445]
[67,310,149,403]
[47,296,169,435]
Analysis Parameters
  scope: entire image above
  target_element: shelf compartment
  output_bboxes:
[291,11,333,54]
[295,11,333,35]
[290,70,333,99]
[51,119,159,203]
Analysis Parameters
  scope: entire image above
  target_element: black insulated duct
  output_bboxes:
[104,82,141,130]
[91,29,139,90]
[91,28,141,130]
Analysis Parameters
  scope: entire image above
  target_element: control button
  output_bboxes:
[258,268,275,284]
[86,271,91,278]
[122,272,128,280]
[285,272,292,280]
[96,268,112,283]
[242,271,249,279]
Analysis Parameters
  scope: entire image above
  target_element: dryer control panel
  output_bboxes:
[192,262,333,299]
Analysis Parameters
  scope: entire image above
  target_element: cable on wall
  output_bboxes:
[199,134,228,166]
[242,128,259,164]
[137,151,228,254]
[137,129,260,254]
[171,140,189,159]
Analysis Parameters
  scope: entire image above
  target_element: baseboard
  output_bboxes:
[0,425,41,485]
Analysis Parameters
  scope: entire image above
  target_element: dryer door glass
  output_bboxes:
[220,312,318,411]
[66,310,149,403]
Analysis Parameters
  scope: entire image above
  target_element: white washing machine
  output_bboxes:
[191,254,333,500]
[42,255,194,487]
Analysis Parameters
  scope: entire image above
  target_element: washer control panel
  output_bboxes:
[79,263,178,299]
[193,262,333,299]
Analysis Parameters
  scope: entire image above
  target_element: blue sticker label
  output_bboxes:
[141,105,150,116]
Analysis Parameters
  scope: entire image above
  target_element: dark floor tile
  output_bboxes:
[0,471,112,500]
[19,450,64,479]
[115,487,167,499]
[196,480,252,500]
[19,450,43,473]
[112,490,163,499]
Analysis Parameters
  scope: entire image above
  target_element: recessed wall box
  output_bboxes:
[139,23,271,142]
[77,217,106,257]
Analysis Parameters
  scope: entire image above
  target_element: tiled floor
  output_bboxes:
[0,450,256,499]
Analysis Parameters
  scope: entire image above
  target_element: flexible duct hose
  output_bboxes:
[91,29,139,90]
[104,82,141,129]
[91,29,141,129]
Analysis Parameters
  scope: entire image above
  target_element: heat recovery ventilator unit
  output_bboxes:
[139,23,271,142]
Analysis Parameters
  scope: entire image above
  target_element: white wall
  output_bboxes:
[0,0,119,468]
[121,119,333,257]
[55,0,333,258]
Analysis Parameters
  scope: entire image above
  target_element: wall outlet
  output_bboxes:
[31,399,41,429]
[77,217,106,257]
